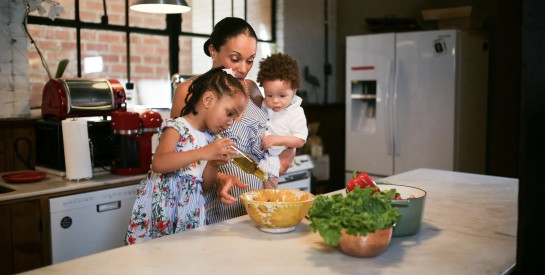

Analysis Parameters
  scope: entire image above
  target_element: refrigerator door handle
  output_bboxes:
[392,58,400,157]
[386,58,396,156]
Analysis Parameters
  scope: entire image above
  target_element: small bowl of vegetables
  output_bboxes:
[307,185,401,257]
[346,170,427,237]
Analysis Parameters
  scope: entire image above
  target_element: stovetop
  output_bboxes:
[285,154,314,174]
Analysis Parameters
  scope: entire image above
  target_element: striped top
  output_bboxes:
[204,94,269,224]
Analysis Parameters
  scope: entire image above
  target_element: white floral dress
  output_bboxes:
[125,118,210,245]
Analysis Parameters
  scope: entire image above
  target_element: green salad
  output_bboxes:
[308,187,402,246]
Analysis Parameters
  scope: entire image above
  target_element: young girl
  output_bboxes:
[125,67,246,245]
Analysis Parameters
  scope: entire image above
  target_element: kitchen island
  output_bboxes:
[21,168,517,274]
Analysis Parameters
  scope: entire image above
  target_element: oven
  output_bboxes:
[278,155,314,192]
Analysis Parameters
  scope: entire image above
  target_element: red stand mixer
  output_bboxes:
[110,110,162,175]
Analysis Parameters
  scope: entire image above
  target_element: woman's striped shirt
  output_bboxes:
[204,93,270,224]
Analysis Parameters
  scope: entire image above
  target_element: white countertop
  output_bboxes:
[21,168,518,274]
[0,171,145,202]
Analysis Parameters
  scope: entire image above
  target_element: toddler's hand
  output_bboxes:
[261,135,277,150]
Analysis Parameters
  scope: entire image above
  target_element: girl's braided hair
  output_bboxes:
[181,66,245,117]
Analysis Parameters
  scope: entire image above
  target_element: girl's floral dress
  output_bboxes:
[124,117,211,245]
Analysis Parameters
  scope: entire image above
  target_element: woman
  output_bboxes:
[171,17,294,224]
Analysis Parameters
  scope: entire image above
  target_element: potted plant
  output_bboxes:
[307,184,402,257]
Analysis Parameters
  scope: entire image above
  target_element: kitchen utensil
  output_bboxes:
[377,182,427,237]
[2,171,46,183]
[338,226,393,257]
[240,189,315,233]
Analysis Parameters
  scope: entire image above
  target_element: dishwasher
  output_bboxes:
[49,184,138,264]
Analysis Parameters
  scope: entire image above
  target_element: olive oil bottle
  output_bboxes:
[214,135,275,187]
[230,150,268,181]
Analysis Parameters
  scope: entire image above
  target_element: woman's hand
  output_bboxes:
[217,173,248,205]
[278,147,295,175]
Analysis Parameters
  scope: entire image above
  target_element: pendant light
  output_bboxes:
[130,0,191,14]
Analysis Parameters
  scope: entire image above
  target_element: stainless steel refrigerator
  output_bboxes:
[345,29,488,180]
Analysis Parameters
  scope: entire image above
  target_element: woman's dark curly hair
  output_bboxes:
[204,17,258,57]
[181,66,245,117]
[257,53,301,90]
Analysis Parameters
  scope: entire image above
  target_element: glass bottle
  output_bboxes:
[213,135,271,183]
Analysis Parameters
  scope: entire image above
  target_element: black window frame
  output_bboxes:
[27,0,276,89]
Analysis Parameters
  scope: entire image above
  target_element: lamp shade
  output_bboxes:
[130,0,191,14]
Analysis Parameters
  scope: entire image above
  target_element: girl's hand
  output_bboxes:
[203,138,238,161]
[217,173,248,205]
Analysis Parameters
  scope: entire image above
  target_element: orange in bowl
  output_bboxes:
[240,189,315,233]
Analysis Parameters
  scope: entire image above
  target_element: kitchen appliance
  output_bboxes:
[49,184,138,264]
[35,119,113,172]
[111,110,162,175]
[378,183,427,237]
[36,78,128,175]
[41,78,127,119]
[345,30,488,179]
[278,154,314,192]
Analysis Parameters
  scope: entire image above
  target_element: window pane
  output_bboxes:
[214,1,232,23]
[27,26,77,108]
[192,36,210,75]
[79,0,126,25]
[233,0,246,19]
[181,0,194,32]
[129,8,166,29]
[178,36,194,75]
[127,33,171,107]
[247,0,272,41]
[187,0,212,34]
[80,30,126,79]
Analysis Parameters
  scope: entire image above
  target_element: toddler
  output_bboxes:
[256,53,308,188]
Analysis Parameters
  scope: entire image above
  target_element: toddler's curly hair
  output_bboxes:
[257,53,301,90]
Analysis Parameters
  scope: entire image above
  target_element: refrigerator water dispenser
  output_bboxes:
[350,80,377,133]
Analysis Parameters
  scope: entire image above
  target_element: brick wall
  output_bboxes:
[1,0,275,116]
[25,0,192,109]
[0,0,195,113]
